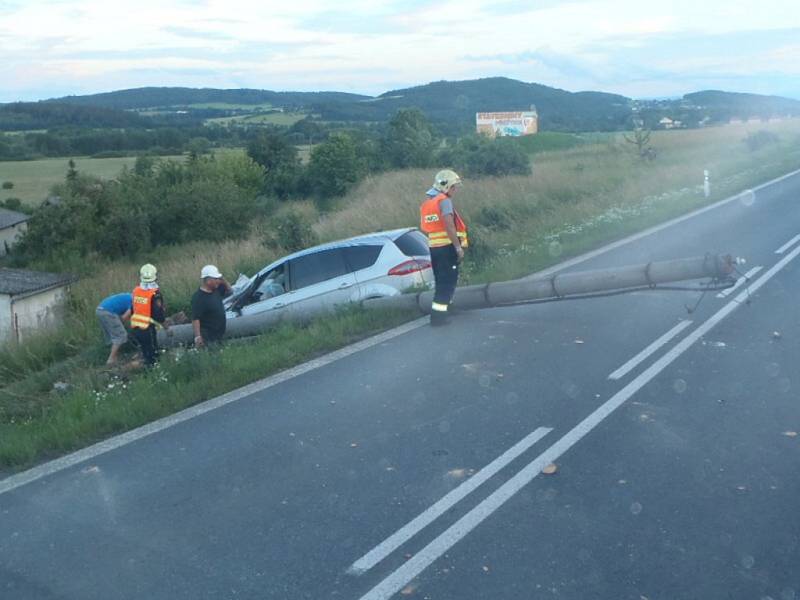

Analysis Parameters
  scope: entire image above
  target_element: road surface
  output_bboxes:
[2,171,800,600]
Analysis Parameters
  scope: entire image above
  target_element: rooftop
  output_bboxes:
[0,208,29,230]
[0,268,77,297]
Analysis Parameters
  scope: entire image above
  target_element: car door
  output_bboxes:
[235,263,291,317]
[342,244,385,301]
[285,248,358,316]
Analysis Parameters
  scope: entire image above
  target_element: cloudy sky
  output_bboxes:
[1,0,799,102]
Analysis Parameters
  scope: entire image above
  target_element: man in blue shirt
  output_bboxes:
[96,292,132,365]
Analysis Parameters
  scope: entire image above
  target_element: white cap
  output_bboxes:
[201,264,223,279]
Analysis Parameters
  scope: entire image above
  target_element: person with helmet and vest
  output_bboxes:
[420,169,468,326]
[130,263,168,366]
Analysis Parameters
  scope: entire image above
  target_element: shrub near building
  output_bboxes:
[13,153,265,266]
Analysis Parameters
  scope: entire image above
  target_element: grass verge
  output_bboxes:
[0,307,415,470]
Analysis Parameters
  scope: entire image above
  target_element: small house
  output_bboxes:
[0,208,29,256]
[0,268,77,344]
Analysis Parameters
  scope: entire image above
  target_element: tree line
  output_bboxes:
[8,109,531,270]
[248,108,531,204]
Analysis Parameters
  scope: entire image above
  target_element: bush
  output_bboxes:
[2,198,23,211]
[247,130,302,200]
[744,130,779,152]
[269,211,318,252]
[306,133,365,202]
[14,154,265,264]
[475,205,512,231]
[460,225,495,281]
[383,108,438,169]
[1,181,13,190]
[90,150,129,159]
[438,135,531,178]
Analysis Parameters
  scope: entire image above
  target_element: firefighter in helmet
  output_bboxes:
[419,169,468,326]
[130,263,168,366]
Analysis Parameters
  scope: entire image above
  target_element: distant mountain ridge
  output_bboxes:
[48,87,371,110]
[315,77,633,131]
[6,78,800,133]
[684,90,800,113]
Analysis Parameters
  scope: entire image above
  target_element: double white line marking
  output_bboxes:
[717,266,762,299]
[608,320,693,380]
[352,240,800,600]
[775,233,800,254]
[348,426,552,575]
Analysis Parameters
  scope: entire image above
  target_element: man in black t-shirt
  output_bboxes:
[191,265,232,347]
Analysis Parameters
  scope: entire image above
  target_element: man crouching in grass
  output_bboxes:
[191,265,233,348]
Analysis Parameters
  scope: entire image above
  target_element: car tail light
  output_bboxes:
[388,259,431,276]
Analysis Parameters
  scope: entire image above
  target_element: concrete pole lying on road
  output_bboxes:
[160,254,735,347]
[363,254,735,313]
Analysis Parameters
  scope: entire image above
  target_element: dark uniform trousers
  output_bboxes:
[430,244,459,325]
[133,326,159,366]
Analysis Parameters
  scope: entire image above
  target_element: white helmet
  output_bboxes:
[139,263,158,283]
[433,169,462,193]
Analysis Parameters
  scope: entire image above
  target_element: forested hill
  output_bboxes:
[8,79,800,134]
[0,102,146,131]
[683,90,800,117]
[49,87,371,110]
[312,77,633,132]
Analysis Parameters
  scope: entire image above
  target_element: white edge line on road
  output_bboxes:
[358,243,800,600]
[775,233,800,254]
[716,266,763,298]
[608,320,692,380]
[0,318,429,497]
[347,426,552,576]
[3,169,798,496]
[523,169,800,281]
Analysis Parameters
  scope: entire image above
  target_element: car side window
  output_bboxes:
[254,265,286,300]
[343,245,382,272]
[289,249,349,290]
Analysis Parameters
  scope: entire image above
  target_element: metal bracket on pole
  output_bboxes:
[482,283,493,308]
[644,262,656,288]
[550,275,563,299]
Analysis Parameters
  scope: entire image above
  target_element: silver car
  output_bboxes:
[225,228,433,318]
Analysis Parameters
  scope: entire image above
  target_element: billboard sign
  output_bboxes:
[476,111,538,137]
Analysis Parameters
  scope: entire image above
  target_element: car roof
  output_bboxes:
[254,227,416,276]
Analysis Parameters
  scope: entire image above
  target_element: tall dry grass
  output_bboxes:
[316,120,800,281]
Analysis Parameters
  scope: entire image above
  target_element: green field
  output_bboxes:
[136,102,274,115]
[205,111,307,126]
[187,102,274,111]
[0,155,187,208]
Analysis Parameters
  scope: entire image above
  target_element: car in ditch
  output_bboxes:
[224,228,434,319]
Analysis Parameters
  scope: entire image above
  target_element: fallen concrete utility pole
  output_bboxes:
[159,254,735,347]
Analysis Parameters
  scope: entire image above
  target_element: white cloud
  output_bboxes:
[1,0,799,100]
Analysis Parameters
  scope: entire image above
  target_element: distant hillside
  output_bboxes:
[17,80,800,135]
[49,87,371,110]
[684,90,800,116]
[312,77,633,132]
[0,102,146,131]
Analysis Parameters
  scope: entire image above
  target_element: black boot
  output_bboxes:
[430,310,449,327]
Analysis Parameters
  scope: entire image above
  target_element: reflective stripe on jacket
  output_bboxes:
[130,287,158,330]
[419,193,469,248]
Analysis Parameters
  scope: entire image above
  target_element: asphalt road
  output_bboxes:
[2,171,800,600]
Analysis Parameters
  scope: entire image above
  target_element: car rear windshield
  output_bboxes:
[393,230,430,257]
[343,245,382,271]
